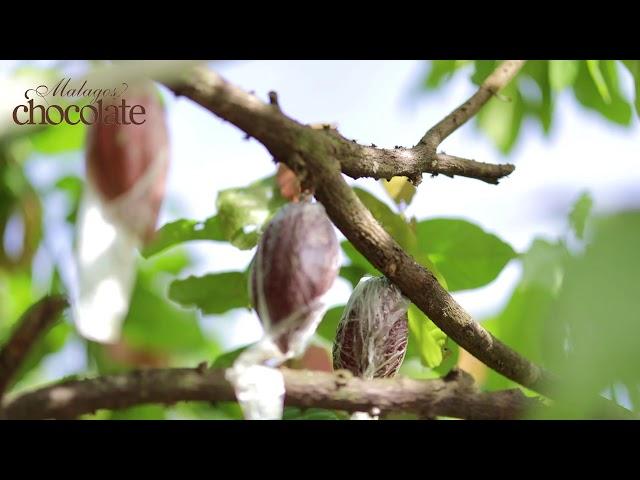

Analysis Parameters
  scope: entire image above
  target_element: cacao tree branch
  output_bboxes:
[161,66,554,396]
[420,60,526,147]
[166,66,514,185]
[0,295,68,399]
[163,66,634,419]
[0,366,540,420]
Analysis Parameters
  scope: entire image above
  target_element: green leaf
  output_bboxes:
[621,60,640,116]
[339,265,369,288]
[586,60,611,104]
[294,408,342,420]
[29,111,87,154]
[212,344,254,368]
[407,304,446,368]
[316,305,344,342]
[380,177,416,208]
[549,60,580,91]
[168,271,250,315]
[523,61,554,134]
[216,176,286,250]
[573,60,632,126]
[482,239,569,391]
[432,338,460,377]
[110,405,166,420]
[353,187,416,252]
[140,248,191,276]
[341,241,379,277]
[476,82,524,154]
[415,218,516,292]
[569,191,593,240]
[123,276,206,353]
[424,60,459,89]
[539,211,640,417]
[142,216,225,258]
[54,175,83,223]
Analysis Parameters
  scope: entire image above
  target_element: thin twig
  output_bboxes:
[0,295,68,399]
[421,60,526,148]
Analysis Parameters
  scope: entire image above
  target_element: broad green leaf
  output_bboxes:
[573,60,632,126]
[539,211,640,418]
[569,191,593,240]
[140,248,191,276]
[621,60,640,116]
[353,187,416,251]
[169,271,250,315]
[549,60,580,91]
[380,177,416,208]
[523,60,553,134]
[216,176,286,250]
[316,305,344,342]
[476,82,524,154]
[482,239,569,391]
[407,304,446,368]
[30,122,86,154]
[424,60,459,89]
[123,276,206,353]
[142,216,225,258]
[415,218,516,292]
[586,60,611,104]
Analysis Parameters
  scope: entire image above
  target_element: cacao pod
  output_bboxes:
[250,201,339,355]
[74,80,169,344]
[85,81,169,243]
[333,276,409,379]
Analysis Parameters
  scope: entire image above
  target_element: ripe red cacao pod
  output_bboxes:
[85,81,169,243]
[250,201,340,355]
[333,276,409,379]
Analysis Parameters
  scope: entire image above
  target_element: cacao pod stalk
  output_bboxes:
[227,201,340,420]
[73,81,169,344]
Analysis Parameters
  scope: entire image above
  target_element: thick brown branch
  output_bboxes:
[0,295,68,398]
[1,366,538,420]
[421,60,525,148]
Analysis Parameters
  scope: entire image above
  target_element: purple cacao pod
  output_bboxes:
[250,201,339,354]
[333,276,409,379]
[85,80,169,244]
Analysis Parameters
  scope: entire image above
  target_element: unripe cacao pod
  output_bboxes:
[250,201,339,355]
[333,276,409,379]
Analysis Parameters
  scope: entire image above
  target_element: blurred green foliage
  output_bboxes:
[422,60,639,154]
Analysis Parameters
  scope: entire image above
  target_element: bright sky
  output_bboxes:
[2,60,639,379]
